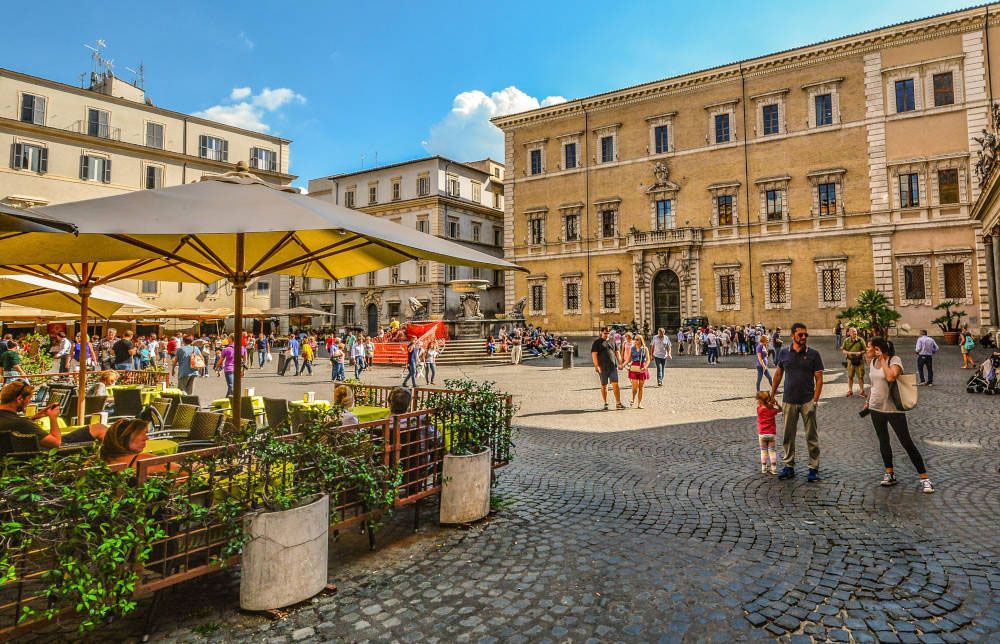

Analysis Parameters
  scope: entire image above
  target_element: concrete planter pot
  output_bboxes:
[440,448,491,524]
[240,494,329,611]
[943,331,961,345]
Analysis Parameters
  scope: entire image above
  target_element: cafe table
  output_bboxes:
[146,439,179,456]
[352,405,390,423]
[287,399,331,411]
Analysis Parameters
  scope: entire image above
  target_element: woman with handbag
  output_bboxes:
[627,335,650,409]
[863,336,934,493]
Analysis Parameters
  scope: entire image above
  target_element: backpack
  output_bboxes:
[963,335,975,350]
[189,347,206,370]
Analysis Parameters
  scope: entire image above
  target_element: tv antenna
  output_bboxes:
[125,63,145,89]
[83,39,113,80]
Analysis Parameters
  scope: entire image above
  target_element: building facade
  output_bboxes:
[972,104,1000,332]
[307,156,505,333]
[0,66,295,315]
[493,6,1000,335]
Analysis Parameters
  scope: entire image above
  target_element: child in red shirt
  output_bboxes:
[756,391,781,474]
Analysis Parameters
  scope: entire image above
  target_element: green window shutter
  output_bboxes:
[80,155,89,180]
[11,143,23,169]
[38,147,48,173]
[103,158,112,183]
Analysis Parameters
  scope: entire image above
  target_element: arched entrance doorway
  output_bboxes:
[653,270,681,331]
[366,303,378,336]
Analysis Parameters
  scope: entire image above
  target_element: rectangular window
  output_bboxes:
[447,265,457,282]
[146,122,164,149]
[494,227,503,246]
[564,142,577,169]
[392,181,401,201]
[565,283,580,311]
[767,272,787,304]
[198,134,228,161]
[762,104,780,135]
[343,304,355,325]
[20,94,46,125]
[715,113,731,143]
[655,199,674,230]
[530,149,543,175]
[472,222,481,242]
[344,276,354,287]
[821,269,841,303]
[717,195,734,226]
[256,280,270,295]
[531,284,544,311]
[369,185,377,204]
[602,281,617,310]
[564,214,580,241]
[417,176,429,196]
[653,125,669,154]
[390,267,400,284]
[815,94,833,126]
[933,72,954,107]
[719,275,736,306]
[79,155,111,183]
[895,79,916,113]
[145,165,162,190]
[601,210,616,238]
[368,271,377,286]
[899,173,920,207]
[448,219,460,238]
[388,302,400,320]
[345,190,355,207]
[818,183,837,216]
[493,270,502,287]
[87,108,109,138]
[448,175,460,197]
[904,265,925,300]
[417,219,429,234]
[472,182,481,202]
[250,147,277,171]
[141,280,158,294]
[600,136,614,163]
[943,263,966,299]
[472,267,481,280]
[11,143,48,173]
[494,192,502,209]
[529,218,544,245]
[938,168,959,204]
[418,263,428,282]
[765,190,783,221]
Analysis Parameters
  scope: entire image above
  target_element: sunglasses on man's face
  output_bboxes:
[795,333,809,339]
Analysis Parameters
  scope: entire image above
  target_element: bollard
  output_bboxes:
[561,347,574,369]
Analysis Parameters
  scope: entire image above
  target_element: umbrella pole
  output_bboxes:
[232,233,245,431]
[76,269,92,425]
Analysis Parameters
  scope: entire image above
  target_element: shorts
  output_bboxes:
[758,434,776,447]
[847,362,865,379]
[599,368,619,386]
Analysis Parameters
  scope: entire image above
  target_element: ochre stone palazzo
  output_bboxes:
[493,6,1000,335]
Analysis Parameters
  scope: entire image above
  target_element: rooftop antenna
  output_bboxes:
[374,151,378,167]
[83,39,113,85]
[361,153,365,169]
[125,62,145,89]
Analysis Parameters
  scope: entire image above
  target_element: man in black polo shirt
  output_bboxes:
[769,322,824,482]
[591,327,624,410]
[0,381,62,454]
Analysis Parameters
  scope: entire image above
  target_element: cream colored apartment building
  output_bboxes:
[493,5,1000,335]
[0,66,295,314]
[307,156,505,334]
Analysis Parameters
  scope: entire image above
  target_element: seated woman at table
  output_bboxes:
[332,384,360,426]
[89,369,119,397]
[100,418,163,472]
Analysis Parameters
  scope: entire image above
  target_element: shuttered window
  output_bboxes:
[199,135,228,161]
[11,143,48,173]
[79,155,111,182]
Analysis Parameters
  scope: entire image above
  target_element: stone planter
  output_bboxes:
[440,448,491,524]
[240,494,329,611]
[943,331,961,346]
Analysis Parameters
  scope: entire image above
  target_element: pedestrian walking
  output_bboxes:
[755,335,772,391]
[424,341,438,385]
[960,329,976,369]
[111,330,136,371]
[651,328,672,386]
[286,334,301,375]
[172,335,203,395]
[627,335,650,408]
[299,339,314,376]
[215,335,245,398]
[329,339,346,381]
[510,329,523,365]
[705,329,719,364]
[834,321,843,350]
[351,336,367,379]
[591,327,624,410]
[862,336,935,493]
[914,329,938,386]
[755,391,780,475]
[52,332,72,373]
[676,328,685,355]
[402,338,420,388]
[769,322,824,482]
[842,327,867,397]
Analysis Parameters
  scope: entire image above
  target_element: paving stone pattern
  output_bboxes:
[20,339,1000,643]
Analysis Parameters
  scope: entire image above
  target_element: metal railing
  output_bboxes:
[72,120,122,141]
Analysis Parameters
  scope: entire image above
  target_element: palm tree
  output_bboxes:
[837,289,901,338]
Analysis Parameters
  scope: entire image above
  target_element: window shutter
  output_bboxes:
[250,147,258,167]
[11,143,23,169]
[221,139,229,162]
[80,155,89,180]
[103,158,112,183]
[35,97,46,125]
[38,147,48,173]
[199,135,207,157]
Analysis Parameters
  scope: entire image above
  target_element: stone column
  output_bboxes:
[986,236,998,327]
[993,228,1000,325]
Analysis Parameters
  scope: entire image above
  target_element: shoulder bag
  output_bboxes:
[889,366,918,411]
[190,347,206,370]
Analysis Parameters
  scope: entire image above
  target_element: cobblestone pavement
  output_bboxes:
[26,338,1000,642]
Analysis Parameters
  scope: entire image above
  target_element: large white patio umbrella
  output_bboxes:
[0,202,77,234]
[30,163,524,427]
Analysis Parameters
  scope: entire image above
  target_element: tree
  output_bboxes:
[838,289,901,338]
[931,300,967,333]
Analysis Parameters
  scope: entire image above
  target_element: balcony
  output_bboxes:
[626,227,702,248]
[73,120,121,141]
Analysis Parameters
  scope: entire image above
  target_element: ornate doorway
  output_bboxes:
[366,303,378,336]
[653,270,681,331]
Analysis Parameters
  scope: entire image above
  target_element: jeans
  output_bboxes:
[835,334,843,350]
[653,356,666,383]
[403,363,418,387]
[756,364,773,391]
[354,357,366,379]
[707,347,718,363]
[917,355,934,384]
[781,401,819,470]
[114,362,132,371]
[224,370,234,397]
[330,361,345,381]
[870,411,926,474]
[258,350,266,368]
[286,355,300,375]
[177,374,196,395]
[300,359,313,376]
[425,362,436,384]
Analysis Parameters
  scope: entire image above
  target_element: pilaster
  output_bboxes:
[864,52,889,221]
[871,233,894,300]
[963,31,989,203]
[503,130,516,314]
[981,233,996,326]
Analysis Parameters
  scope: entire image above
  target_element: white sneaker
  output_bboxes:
[921,479,935,494]
[769,465,779,475]
[761,463,768,474]
[880,472,897,487]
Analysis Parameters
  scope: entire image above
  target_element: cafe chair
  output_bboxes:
[263,397,289,430]
[228,397,262,427]
[111,388,144,419]
[7,432,40,454]
[61,395,108,425]
[181,395,201,408]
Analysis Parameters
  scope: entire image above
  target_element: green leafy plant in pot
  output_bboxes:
[931,300,967,345]
[837,289,901,338]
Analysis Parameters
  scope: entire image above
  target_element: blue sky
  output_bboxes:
[6,0,978,189]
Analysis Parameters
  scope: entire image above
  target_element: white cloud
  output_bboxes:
[239,32,254,50]
[194,86,306,133]
[423,86,567,160]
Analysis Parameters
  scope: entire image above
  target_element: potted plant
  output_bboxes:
[838,289,901,338]
[427,379,516,524]
[931,300,967,345]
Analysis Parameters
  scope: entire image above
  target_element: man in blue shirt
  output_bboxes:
[286,334,301,376]
[914,329,939,386]
[769,322,824,482]
[172,335,202,395]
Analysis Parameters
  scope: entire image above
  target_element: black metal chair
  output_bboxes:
[228,396,263,427]
[7,432,40,454]
[111,389,144,419]
[61,395,108,425]
[263,397,289,430]
[159,392,183,425]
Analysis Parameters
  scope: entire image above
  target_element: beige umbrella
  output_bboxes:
[0,275,158,319]
[30,163,524,426]
[0,202,77,234]
[0,304,77,321]
[264,306,332,316]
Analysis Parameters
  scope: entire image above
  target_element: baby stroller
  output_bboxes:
[967,353,1000,394]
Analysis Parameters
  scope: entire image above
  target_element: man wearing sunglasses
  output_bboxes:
[0,381,63,452]
[770,322,824,482]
